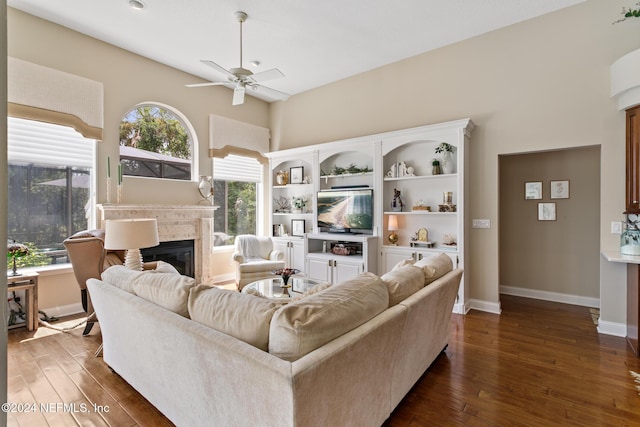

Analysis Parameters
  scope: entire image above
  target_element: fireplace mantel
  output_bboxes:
[97,204,217,284]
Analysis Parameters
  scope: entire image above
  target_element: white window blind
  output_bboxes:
[213,154,262,182]
[8,117,95,168]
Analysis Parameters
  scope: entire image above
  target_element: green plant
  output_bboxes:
[432,159,440,166]
[292,196,307,209]
[435,142,453,154]
[614,2,640,23]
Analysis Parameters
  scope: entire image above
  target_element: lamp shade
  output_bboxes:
[388,215,399,231]
[104,218,159,250]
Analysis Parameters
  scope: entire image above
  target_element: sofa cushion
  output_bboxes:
[101,265,145,293]
[132,272,196,317]
[392,258,416,270]
[188,285,282,351]
[238,260,285,273]
[414,253,453,285]
[269,272,389,362]
[381,265,425,306]
[154,260,180,275]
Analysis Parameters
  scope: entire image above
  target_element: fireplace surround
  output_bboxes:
[98,205,216,283]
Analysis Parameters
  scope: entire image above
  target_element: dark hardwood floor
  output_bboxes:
[7,295,640,426]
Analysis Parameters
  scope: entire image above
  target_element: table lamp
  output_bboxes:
[104,218,159,270]
[388,215,399,245]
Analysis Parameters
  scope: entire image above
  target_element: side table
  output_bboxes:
[7,272,39,331]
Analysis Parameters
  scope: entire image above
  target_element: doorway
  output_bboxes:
[499,146,601,306]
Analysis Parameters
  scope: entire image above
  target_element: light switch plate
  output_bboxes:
[472,219,491,229]
[611,221,622,234]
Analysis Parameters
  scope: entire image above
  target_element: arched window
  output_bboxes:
[119,103,195,180]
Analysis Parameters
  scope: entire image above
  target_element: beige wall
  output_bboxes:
[270,0,640,327]
[7,8,264,309]
[7,2,640,328]
[499,146,600,298]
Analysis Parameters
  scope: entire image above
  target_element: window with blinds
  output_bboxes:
[7,117,96,266]
[212,155,263,247]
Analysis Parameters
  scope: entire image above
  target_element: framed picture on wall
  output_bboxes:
[538,202,556,221]
[550,180,570,199]
[525,181,542,200]
[290,166,304,184]
[291,219,305,237]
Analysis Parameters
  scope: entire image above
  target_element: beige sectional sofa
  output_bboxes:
[87,254,462,427]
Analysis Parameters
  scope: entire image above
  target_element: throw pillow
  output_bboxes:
[188,285,282,351]
[392,258,416,270]
[153,260,180,275]
[132,272,196,317]
[269,272,389,362]
[101,265,145,293]
[414,252,453,285]
[380,265,425,306]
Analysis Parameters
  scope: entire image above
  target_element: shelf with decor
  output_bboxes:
[383,173,456,182]
[318,145,375,192]
[379,119,474,314]
[267,151,315,238]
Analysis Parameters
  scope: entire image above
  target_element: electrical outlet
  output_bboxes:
[472,219,490,229]
[611,221,623,234]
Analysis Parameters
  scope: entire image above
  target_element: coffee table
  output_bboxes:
[242,277,329,301]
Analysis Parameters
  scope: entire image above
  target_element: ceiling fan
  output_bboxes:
[186,11,290,106]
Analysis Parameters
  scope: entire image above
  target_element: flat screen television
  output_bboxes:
[317,188,373,233]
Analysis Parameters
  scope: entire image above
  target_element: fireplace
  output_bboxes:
[141,239,195,278]
[98,204,216,284]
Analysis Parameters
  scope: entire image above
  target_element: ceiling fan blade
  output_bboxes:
[232,85,246,106]
[252,84,290,101]
[250,68,285,83]
[185,82,228,88]
[201,60,235,79]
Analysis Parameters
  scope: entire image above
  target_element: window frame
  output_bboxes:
[119,102,198,182]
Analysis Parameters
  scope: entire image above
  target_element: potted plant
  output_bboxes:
[435,142,454,174]
[292,196,307,213]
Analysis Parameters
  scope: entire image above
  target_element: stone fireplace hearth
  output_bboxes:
[98,205,216,284]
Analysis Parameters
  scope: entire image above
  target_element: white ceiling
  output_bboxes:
[8,0,584,103]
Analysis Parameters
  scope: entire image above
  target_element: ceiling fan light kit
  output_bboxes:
[186,11,290,106]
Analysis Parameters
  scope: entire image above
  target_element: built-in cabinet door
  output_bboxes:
[627,105,640,213]
[307,257,332,283]
[382,247,414,273]
[290,239,306,272]
[333,260,364,284]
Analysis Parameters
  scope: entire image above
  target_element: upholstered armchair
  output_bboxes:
[232,234,285,290]
[63,229,121,335]
[63,229,157,335]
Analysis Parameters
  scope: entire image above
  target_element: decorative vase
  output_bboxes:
[391,188,404,212]
[622,217,640,255]
[276,171,289,185]
[441,152,454,174]
[432,164,442,175]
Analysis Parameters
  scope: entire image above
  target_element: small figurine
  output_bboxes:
[391,188,404,212]
[387,163,397,178]
[397,161,407,177]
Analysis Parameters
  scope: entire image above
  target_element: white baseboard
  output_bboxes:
[597,320,627,337]
[469,299,502,314]
[499,285,599,308]
[212,272,235,285]
[40,302,84,319]
[452,302,469,314]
